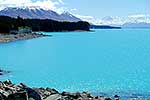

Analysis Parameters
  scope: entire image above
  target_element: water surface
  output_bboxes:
[1,29,150,99]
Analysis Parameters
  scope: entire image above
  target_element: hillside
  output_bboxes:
[0,16,90,33]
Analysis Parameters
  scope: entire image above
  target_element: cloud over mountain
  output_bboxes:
[0,0,63,11]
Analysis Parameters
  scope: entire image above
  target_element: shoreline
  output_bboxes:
[0,30,92,43]
[0,80,119,100]
[1,80,147,100]
[0,32,51,43]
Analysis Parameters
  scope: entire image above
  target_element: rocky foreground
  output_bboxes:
[0,80,120,100]
[0,33,50,43]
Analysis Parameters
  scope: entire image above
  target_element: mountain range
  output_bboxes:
[122,22,150,28]
[81,15,150,28]
[0,7,150,28]
[0,7,81,22]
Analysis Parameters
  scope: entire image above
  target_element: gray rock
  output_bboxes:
[13,84,24,92]
[0,93,7,100]
[0,89,10,97]
[28,98,35,100]
[61,96,72,100]
[33,88,51,99]
[114,95,120,100]
[3,80,12,86]
[94,96,105,100]
[61,92,81,99]
[80,93,88,98]
[44,94,61,100]
[0,81,118,100]
[61,92,70,96]
[0,82,4,89]
[104,98,112,100]
[25,87,42,100]
[46,88,59,94]
[7,91,28,100]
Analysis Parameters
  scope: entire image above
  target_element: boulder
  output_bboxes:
[20,83,42,100]
[33,88,51,99]
[3,80,12,86]
[25,87,42,100]
[46,88,59,94]
[94,96,105,100]
[28,98,35,100]
[0,82,4,89]
[104,98,112,100]
[7,91,28,100]
[0,89,10,97]
[0,93,7,100]
[61,96,72,100]
[44,94,61,100]
[65,92,80,99]
[114,95,120,100]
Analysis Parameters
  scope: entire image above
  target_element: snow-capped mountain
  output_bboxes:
[80,14,150,28]
[122,15,150,28]
[0,7,63,21]
[60,11,81,22]
[0,7,81,22]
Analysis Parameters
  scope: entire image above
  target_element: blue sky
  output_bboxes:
[0,0,150,18]
[62,0,150,18]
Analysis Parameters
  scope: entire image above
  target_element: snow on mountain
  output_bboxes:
[60,11,81,22]
[122,14,150,28]
[0,7,81,22]
[78,14,150,27]
[1,7,149,28]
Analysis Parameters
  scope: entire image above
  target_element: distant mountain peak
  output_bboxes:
[20,6,42,10]
[62,11,72,15]
[60,11,81,22]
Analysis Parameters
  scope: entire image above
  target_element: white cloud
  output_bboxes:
[0,0,63,10]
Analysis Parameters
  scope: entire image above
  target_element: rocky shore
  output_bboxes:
[0,33,51,43]
[0,80,121,100]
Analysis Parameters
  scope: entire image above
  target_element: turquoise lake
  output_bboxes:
[1,29,150,98]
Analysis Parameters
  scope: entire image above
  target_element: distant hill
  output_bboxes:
[90,25,121,29]
[0,7,81,22]
[122,22,150,28]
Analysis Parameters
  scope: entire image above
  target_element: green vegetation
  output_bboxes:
[0,16,90,34]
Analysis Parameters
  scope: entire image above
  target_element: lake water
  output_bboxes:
[1,29,150,99]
